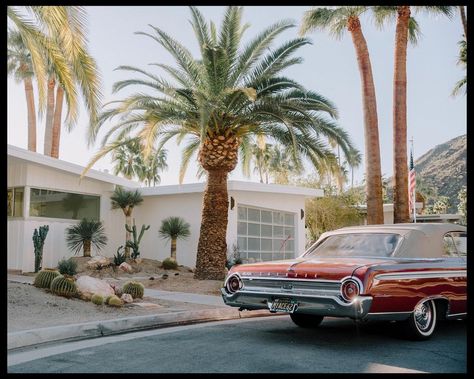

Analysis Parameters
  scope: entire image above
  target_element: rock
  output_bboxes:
[119,262,133,273]
[121,293,133,303]
[87,256,110,269]
[149,277,155,280]
[162,274,169,279]
[133,258,142,265]
[174,272,179,276]
[76,275,115,300]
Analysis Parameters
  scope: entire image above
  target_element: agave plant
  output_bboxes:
[65,218,108,257]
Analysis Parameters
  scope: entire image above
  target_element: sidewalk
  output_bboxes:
[8,274,279,351]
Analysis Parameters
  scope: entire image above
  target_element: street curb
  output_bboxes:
[8,308,280,351]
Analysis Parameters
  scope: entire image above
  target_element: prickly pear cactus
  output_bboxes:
[107,295,123,307]
[50,275,77,298]
[122,281,144,299]
[33,269,60,289]
[91,293,104,305]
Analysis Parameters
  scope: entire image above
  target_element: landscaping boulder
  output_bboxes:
[86,256,110,270]
[76,275,115,300]
[121,293,133,303]
[119,262,133,273]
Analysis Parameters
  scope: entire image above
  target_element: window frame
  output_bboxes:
[7,186,25,218]
[29,186,101,221]
[443,231,466,258]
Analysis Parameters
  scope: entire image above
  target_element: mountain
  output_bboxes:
[388,134,466,213]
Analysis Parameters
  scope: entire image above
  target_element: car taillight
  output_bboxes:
[341,279,360,302]
[225,274,243,294]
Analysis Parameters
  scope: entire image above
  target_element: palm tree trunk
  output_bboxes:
[348,16,384,224]
[392,6,410,223]
[170,239,177,261]
[51,86,64,158]
[194,169,230,280]
[23,73,37,152]
[459,6,467,40]
[43,75,56,156]
[83,239,91,257]
[125,213,131,258]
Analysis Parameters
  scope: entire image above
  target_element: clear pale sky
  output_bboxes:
[7,6,467,187]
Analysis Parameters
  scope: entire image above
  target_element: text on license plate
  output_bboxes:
[268,298,298,313]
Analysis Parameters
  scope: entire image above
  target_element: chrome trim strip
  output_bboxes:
[374,270,466,281]
[241,276,341,283]
[446,312,467,319]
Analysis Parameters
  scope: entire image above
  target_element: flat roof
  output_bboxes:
[8,144,323,198]
[8,144,140,187]
[139,180,323,198]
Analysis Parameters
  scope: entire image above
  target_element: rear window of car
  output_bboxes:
[305,233,402,258]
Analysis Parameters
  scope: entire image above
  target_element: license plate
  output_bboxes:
[268,298,298,313]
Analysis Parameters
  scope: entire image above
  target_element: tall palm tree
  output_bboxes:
[241,137,273,183]
[300,6,384,224]
[7,29,37,152]
[84,6,355,280]
[138,149,168,187]
[459,6,467,40]
[346,148,362,189]
[452,38,467,97]
[269,144,303,184]
[159,216,191,263]
[112,138,143,180]
[372,6,454,223]
[110,186,144,258]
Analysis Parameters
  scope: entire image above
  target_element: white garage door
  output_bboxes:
[237,205,296,262]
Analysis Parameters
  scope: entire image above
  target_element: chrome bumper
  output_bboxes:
[221,288,373,320]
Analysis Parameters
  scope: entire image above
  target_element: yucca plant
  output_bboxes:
[159,217,191,264]
[65,218,107,257]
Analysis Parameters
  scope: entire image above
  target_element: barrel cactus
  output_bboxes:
[33,269,60,289]
[108,295,123,307]
[50,275,77,298]
[122,281,144,299]
[104,295,114,305]
[91,293,104,305]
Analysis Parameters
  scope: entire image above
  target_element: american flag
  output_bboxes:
[408,147,416,214]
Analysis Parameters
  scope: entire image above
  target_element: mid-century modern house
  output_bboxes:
[7,145,323,273]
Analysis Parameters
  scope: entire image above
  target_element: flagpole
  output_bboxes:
[411,138,416,223]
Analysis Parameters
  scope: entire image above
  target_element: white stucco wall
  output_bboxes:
[7,158,127,272]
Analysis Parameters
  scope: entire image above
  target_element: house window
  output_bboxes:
[7,187,24,217]
[29,188,100,220]
[237,205,296,262]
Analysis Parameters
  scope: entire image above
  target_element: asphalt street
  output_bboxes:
[8,316,467,373]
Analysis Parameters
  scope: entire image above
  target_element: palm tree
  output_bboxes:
[345,148,362,189]
[269,144,303,184]
[459,6,467,40]
[243,137,273,183]
[138,148,168,187]
[65,218,107,257]
[372,6,454,223]
[112,139,143,180]
[300,6,384,224]
[7,28,37,152]
[83,6,356,280]
[452,38,467,97]
[158,217,191,263]
[110,186,144,258]
[8,6,102,158]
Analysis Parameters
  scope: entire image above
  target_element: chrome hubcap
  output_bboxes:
[414,302,432,331]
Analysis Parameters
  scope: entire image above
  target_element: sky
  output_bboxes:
[7,6,467,187]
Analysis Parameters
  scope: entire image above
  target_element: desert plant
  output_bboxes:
[158,217,191,264]
[33,268,60,289]
[65,218,108,257]
[122,281,144,299]
[108,295,123,307]
[57,257,78,276]
[113,245,126,266]
[110,186,144,258]
[162,257,178,270]
[91,293,104,305]
[125,220,150,259]
[104,295,114,305]
[33,225,49,272]
[226,243,243,269]
[50,275,77,298]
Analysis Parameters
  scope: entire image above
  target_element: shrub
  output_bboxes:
[91,293,104,305]
[122,281,144,299]
[162,257,178,270]
[113,246,126,266]
[65,219,108,257]
[108,295,123,307]
[57,257,78,276]
[226,243,242,269]
[50,275,77,298]
[33,269,60,289]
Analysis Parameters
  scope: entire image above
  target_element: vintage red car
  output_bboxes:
[222,223,467,340]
